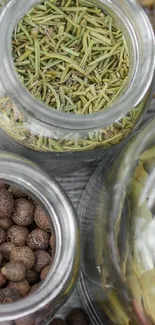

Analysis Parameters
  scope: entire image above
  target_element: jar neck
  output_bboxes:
[0,152,79,321]
[0,0,154,132]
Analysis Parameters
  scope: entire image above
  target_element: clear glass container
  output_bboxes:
[78,117,155,325]
[0,151,80,325]
[0,0,154,175]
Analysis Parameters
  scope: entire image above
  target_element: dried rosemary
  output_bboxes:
[12,0,129,114]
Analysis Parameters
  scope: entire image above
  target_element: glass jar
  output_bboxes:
[78,117,155,325]
[0,151,80,325]
[0,0,154,175]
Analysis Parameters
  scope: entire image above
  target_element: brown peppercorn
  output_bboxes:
[29,283,40,294]
[33,250,52,272]
[50,319,67,325]
[0,242,15,261]
[2,261,26,282]
[34,206,51,232]
[0,217,13,230]
[15,315,35,325]
[26,269,39,285]
[50,233,56,250]
[8,186,27,199]
[12,199,34,226]
[66,308,90,325]
[0,287,21,303]
[0,272,6,287]
[40,265,51,281]
[10,246,35,270]
[0,227,6,245]
[0,181,7,190]
[8,279,30,297]
[7,225,29,247]
[0,253,2,266]
[0,189,14,219]
[27,228,49,251]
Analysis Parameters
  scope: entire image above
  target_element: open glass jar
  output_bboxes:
[78,117,155,325]
[0,151,80,325]
[0,0,154,174]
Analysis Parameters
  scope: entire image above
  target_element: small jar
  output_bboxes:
[78,117,155,325]
[0,0,154,175]
[0,151,80,325]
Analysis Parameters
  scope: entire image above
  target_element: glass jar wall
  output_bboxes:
[0,0,154,175]
[78,117,155,325]
[0,152,80,325]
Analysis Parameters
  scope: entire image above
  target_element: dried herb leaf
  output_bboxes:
[141,269,155,322]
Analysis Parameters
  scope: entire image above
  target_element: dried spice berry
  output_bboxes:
[8,186,27,199]
[12,199,34,226]
[40,265,51,281]
[0,321,14,325]
[15,315,35,325]
[0,287,21,303]
[50,318,67,325]
[26,269,39,285]
[29,283,40,294]
[33,250,51,272]
[7,225,29,247]
[0,227,6,245]
[2,261,26,281]
[50,233,56,250]
[0,181,7,190]
[0,253,2,266]
[0,189,14,219]
[0,272,6,287]
[0,242,15,261]
[34,206,51,232]
[0,217,13,230]
[8,279,30,297]
[27,228,49,250]
[66,308,90,325]
[10,246,35,270]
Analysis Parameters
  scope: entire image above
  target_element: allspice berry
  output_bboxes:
[27,228,49,250]
[29,283,40,294]
[0,242,15,261]
[7,225,29,247]
[0,227,6,245]
[26,269,39,285]
[33,250,51,272]
[15,315,35,325]
[0,287,21,303]
[8,186,27,199]
[40,265,51,281]
[10,246,35,270]
[0,272,6,287]
[34,206,51,232]
[66,308,90,325]
[0,181,7,190]
[50,233,56,250]
[12,199,34,226]
[50,319,67,325]
[0,253,2,266]
[8,279,30,297]
[0,217,13,230]
[0,189,14,219]
[2,261,26,281]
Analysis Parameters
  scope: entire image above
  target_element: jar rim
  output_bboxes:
[0,152,79,321]
[0,0,154,131]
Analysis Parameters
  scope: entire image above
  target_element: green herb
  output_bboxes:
[11,0,129,114]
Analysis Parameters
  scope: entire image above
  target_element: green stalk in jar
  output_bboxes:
[0,0,145,152]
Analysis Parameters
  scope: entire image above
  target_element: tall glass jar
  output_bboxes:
[0,0,154,175]
[0,151,80,325]
[78,117,155,325]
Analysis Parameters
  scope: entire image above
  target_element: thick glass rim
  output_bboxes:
[0,0,154,131]
[0,152,79,321]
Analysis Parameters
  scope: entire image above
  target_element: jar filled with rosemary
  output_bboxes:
[0,0,154,172]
